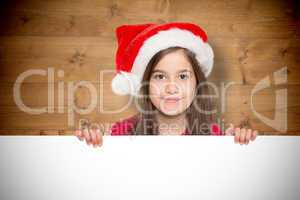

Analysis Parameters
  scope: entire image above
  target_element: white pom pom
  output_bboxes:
[111,71,141,96]
[199,43,214,78]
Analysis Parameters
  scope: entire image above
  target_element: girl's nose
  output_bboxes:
[165,82,179,94]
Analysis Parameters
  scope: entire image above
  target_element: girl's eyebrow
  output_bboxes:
[152,69,192,73]
[177,69,192,73]
[152,69,166,73]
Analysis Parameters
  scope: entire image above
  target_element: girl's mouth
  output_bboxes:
[162,97,183,103]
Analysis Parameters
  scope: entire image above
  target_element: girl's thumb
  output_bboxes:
[225,123,235,136]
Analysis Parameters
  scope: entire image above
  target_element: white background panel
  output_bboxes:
[0,136,299,200]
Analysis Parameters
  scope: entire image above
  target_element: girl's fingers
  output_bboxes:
[90,128,98,147]
[95,129,103,147]
[239,128,247,144]
[233,127,258,145]
[75,130,84,141]
[76,118,104,148]
[75,127,103,148]
[234,128,240,143]
[225,123,234,136]
[245,129,252,145]
[251,130,258,141]
[82,128,91,145]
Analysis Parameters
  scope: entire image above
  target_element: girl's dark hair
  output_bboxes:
[132,46,218,135]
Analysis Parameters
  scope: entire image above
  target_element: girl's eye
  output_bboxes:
[153,74,166,80]
[179,73,189,80]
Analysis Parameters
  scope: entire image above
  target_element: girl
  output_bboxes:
[75,22,257,147]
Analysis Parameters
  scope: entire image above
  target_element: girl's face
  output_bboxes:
[149,49,197,116]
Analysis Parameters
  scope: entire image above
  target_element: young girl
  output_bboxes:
[75,22,258,147]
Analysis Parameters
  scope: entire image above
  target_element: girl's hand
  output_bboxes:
[75,128,103,148]
[225,123,258,145]
[74,119,103,148]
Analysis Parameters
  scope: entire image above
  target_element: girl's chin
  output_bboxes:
[158,102,186,116]
[163,112,181,116]
[159,108,183,116]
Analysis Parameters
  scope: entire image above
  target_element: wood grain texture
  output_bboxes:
[0,0,299,135]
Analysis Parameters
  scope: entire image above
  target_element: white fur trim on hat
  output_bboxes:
[111,71,141,96]
[132,28,214,80]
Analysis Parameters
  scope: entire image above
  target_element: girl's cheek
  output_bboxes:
[149,82,164,102]
[184,83,197,106]
[179,81,196,97]
[150,81,167,95]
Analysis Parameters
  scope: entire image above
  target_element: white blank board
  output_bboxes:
[0,136,300,200]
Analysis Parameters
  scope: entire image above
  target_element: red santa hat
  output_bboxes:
[111,22,214,96]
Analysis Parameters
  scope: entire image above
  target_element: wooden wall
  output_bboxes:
[0,0,299,135]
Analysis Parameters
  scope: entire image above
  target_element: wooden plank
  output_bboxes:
[0,0,298,38]
[0,15,297,39]
[0,37,299,84]
[3,0,291,20]
[0,82,134,110]
[0,36,116,61]
[0,36,297,60]
[0,105,136,132]
[0,37,297,63]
